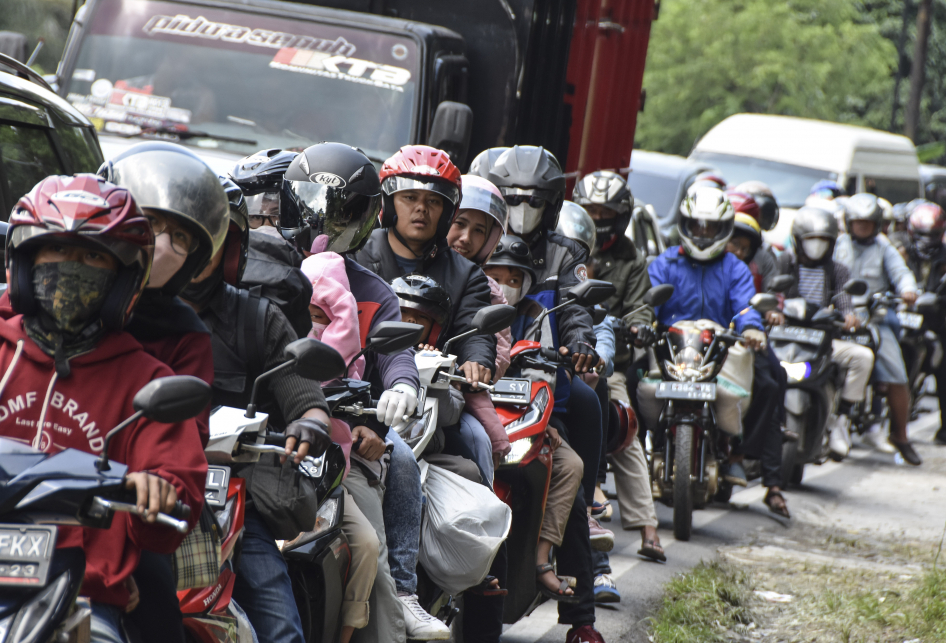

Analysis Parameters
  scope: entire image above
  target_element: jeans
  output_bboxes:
[232,506,305,643]
[91,603,126,643]
[554,377,603,507]
[458,412,495,485]
[592,550,611,577]
[554,485,596,627]
[594,378,610,485]
[382,431,423,595]
[127,551,184,643]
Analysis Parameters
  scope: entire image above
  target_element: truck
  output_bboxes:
[52,0,656,176]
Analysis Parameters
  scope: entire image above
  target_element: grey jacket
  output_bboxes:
[834,234,916,297]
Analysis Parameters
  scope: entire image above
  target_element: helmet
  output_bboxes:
[7,174,154,330]
[555,201,597,255]
[379,145,462,247]
[908,201,946,260]
[219,175,250,285]
[572,170,632,248]
[690,171,727,191]
[456,175,507,264]
[485,234,537,295]
[792,206,839,265]
[487,146,566,236]
[731,213,762,258]
[100,141,229,296]
[391,274,452,326]
[843,193,883,237]
[810,180,846,200]
[725,190,761,222]
[733,181,779,231]
[230,148,298,230]
[468,147,510,179]
[678,186,735,261]
[878,197,893,223]
[283,142,382,254]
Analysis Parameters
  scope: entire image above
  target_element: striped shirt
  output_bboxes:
[798,266,825,308]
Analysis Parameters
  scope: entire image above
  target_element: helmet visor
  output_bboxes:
[286,180,380,253]
[680,218,733,249]
[459,188,507,232]
[382,176,460,207]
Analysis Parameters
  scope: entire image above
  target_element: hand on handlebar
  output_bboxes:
[843,313,859,332]
[352,425,386,461]
[742,328,767,352]
[124,472,179,525]
[561,343,598,373]
[630,325,655,347]
[283,412,331,465]
[902,291,917,306]
[459,361,493,391]
[765,310,785,326]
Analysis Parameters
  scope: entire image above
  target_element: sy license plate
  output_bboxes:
[655,381,717,401]
[491,378,532,404]
[0,525,57,587]
[898,311,923,330]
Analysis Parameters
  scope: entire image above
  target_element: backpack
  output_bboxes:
[241,229,313,339]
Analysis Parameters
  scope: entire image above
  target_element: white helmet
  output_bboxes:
[678,186,735,261]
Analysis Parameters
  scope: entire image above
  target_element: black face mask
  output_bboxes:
[595,222,616,247]
[180,260,225,310]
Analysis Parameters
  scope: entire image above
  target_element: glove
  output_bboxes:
[285,418,332,456]
[376,383,418,427]
[632,324,655,346]
[742,328,767,351]
[567,341,597,358]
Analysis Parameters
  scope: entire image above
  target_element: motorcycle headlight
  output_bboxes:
[780,361,811,381]
[664,352,716,382]
[505,387,549,433]
[5,571,71,643]
[504,437,534,465]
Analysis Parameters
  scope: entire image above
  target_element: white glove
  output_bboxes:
[376,383,418,427]
[742,328,767,351]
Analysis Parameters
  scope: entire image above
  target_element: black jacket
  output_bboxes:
[528,231,597,350]
[355,229,497,373]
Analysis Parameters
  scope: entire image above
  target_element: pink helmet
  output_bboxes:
[457,175,508,264]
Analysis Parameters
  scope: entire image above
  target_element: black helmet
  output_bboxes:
[843,193,883,238]
[485,234,537,295]
[391,274,452,326]
[219,176,250,285]
[100,141,229,296]
[468,147,510,179]
[487,146,566,236]
[573,171,633,249]
[230,149,298,229]
[283,142,382,254]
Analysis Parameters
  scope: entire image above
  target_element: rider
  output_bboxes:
[834,193,921,465]
[772,206,875,461]
[647,186,790,517]
[0,174,206,643]
[725,192,779,292]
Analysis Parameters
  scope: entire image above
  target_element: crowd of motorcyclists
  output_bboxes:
[1,134,944,643]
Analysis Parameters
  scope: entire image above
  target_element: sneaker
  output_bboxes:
[593,574,621,603]
[862,424,896,454]
[398,594,450,641]
[588,516,615,552]
[828,414,852,460]
[565,624,606,643]
[723,461,748,487]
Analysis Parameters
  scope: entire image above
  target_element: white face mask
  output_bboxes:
[147,234,188,289]
[802,238,830,261]
[507,203,545,235]
[500,284,522,306]
[310,321,329,340]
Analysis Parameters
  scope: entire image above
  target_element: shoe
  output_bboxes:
[566,624,606,643]
[862,424,896,453]
[891,440,922,466]
[935,429,946,446]
[593,574,621,603]
[723,461,748,487]
[828,414,852,460]
[588,516,615,552]
[398,594,450,640]
[593,485,614,521]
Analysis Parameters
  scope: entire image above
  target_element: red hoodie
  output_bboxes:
[0,316,207,608]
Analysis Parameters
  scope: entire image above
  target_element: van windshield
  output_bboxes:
[64,0,419,161]
[689,152,835,208]
[864,177,922,205]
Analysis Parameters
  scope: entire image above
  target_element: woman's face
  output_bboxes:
[447,210,491,260]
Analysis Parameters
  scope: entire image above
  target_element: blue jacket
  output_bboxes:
[648,247,763,333]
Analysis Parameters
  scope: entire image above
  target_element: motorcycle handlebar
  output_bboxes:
[92,497,191,533]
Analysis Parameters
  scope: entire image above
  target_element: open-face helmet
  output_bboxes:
[7,174,154,330]
[731,213,763,259]
[468,147,510,180]
[487,146,566,237]
[908,201,946,260]
[283,142,381,254]
[218,175,250,285]
[485,234,537,297]
[556,201,597,255]
[456,175,507,264]
[230,148,298,229]
[678,186,735,261]
[572,170,632,249]
[843,193,883,239]
[100,141,229,296]
[732,181,780,231]
[792,205,839,266]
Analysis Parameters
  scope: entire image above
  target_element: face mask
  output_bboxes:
[802,238,830,261]
[148,234,188,289]
[507,203,545,235]
[180,260,224,310]
[310,321,329,340]
[500,284,522,306]
[31,261,115,336]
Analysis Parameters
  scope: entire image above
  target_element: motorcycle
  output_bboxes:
[0,375,208,643]
[897,290,943,420]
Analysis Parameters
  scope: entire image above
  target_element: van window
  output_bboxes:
[863,177,922,205]
[626,172,678,223]
[844,176,857,196]
[0,124,65,215]
[689,152,834,208]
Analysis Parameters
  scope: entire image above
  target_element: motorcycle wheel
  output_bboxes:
[780,441,797,489]
[790,463,805,485]
[715,480,733,503]
[673,424,694,541]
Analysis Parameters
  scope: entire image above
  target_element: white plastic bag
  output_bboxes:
[419,464,512,595]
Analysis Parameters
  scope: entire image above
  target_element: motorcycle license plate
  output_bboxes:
[491,378,532,404]
[898,312,923,330]
[655,382,717,401]
[0,525,56,587]
[769,326,825,345]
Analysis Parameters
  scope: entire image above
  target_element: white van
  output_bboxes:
[688,114,923,247]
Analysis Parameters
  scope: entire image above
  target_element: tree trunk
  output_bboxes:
[905,0,933,141]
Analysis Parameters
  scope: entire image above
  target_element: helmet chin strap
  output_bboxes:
[391,224,438,260]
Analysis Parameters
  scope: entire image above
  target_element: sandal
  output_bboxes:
[637,539,667,562]
[467,575,508,597]
[764,488,791,519]
[536,563,580,603]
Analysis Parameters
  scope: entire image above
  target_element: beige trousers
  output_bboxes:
[539,440,583,546]
[607,372,659,530]
[832,339,874,402]
[341,488,380,629]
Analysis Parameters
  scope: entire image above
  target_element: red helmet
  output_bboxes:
[379,145,462,243]
[7,174,154,330]
[908,201,946,260]
[691,171,727,191]
[725,190,761,222]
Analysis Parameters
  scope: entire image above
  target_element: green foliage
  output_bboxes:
[0,0,75,74]
[636,0,897,156]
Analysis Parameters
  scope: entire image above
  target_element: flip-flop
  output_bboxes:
[637,539,666,562]
[536,563,580,603]
[467,575,508,596]
[764,489,791,519]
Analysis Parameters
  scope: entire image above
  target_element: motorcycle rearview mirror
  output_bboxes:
[344,322,426,377]
[245,339,344,419]
[97,376,212,471]
[565,279,616,308]
[843,279,868,297]
[749,293,779,314]
[915,292,939,314]
[768,274,794,294]
[441,304,516,358]
[643,284,674,308]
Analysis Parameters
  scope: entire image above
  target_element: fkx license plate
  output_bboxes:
[655,382,717,401]
[491,378,532,404]
[0,525,56,587]
[898,312,924,330]
[769,326,826,345]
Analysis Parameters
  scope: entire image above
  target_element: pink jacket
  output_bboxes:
[487,275,512,380]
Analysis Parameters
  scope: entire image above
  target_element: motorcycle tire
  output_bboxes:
[790,463,805,486]
[780,441,797,489]
[714,481,733,503]
[673,424,694,541]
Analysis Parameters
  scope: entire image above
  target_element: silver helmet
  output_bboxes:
[843,193,883,237]
[555,201,597,254]
[792,206,838,265]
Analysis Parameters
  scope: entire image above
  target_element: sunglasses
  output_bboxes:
[504,194,548,208]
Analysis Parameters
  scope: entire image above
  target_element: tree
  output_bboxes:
[0,0,74,74]
[635,0,897,156]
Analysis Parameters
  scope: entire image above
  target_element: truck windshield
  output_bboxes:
[64,0,419,161]
[689,152,835,208]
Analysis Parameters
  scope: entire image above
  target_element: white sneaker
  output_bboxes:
[862,424,896,453]
[828,414,852,460]
[399,594,450,640]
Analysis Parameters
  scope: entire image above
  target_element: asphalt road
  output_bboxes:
[501,400,945,643]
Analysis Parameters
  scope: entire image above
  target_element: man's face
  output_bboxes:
[34,243,117,271]
[401,307,434,343]
[585,204,617,222]
[393,190,444,245]
[726,236,752,263]
[685,218,722,240]
[851,220,876,241]
[484,265,524,289]
[447,210,491,260]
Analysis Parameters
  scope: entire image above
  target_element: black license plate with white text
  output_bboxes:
[0,525,57,587]
[491,378,532,404]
